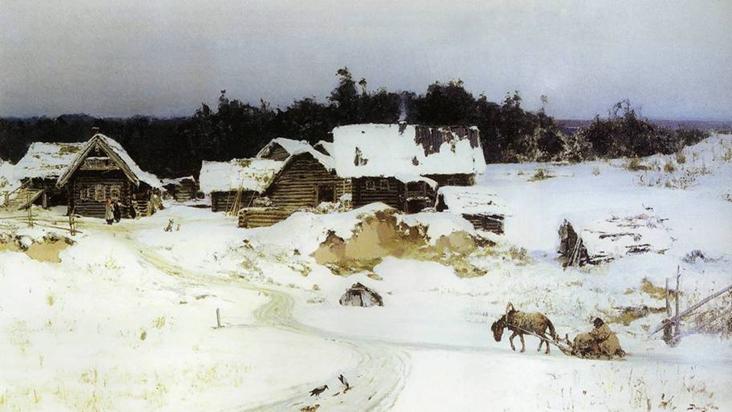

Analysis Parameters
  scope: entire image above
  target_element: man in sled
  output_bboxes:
[572,317,625,359]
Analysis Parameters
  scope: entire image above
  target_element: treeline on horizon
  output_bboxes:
[0,67,708,178]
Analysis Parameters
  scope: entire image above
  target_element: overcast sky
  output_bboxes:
[1,0,730,119]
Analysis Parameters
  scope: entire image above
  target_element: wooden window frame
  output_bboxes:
[379,178,390,191]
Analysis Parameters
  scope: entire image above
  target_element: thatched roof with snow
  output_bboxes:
[56,134,162,188]
[14,142,86,180]
[199,158,284,194]
[331,124,486,179]
[257,137,334,171]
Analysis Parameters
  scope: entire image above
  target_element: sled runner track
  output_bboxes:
[108,227,410,411]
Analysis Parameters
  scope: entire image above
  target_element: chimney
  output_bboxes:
[90,126,100,137]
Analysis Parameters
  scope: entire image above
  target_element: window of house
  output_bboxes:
[110,185,121,200]
[379,179,390,191]
[365,180,376,191]
[94,184,106,201]
[79,185,88,200]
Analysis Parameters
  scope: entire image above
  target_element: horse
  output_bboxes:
[491,303,558,354]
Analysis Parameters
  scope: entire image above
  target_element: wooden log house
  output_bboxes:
[55,133,163,218]
[239,138,350,227]
[13,141,87,209]
[330,124,486,213]
[162,176,199,202]
[198,158,281,213]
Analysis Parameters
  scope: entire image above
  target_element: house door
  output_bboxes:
[316,184,336,204]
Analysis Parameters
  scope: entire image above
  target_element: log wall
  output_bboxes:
[462,213,504,234]
[424,173,475,187]
[266,153,348,210]
[68,170,150,218]
[211,190,258,213]
[238,207,293,228]
[165,179,198,202]
[351,177,405,211]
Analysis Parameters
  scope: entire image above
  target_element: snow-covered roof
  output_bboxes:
[14,142,86,180]
[437,185,507,215]
[314,140,333,155]
[161,176,196,186]
[0,158,19,194]
[394,174,439,188]
[56,134,162,188]
[257,137,334,171]
[199,158,284,193]
[331,124,486,178]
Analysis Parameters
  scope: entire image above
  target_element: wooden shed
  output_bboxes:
[331,124,485,213]
[238,139,350,227]
[55,133,163,218]
[435,186,506,234]
[12,141,87,209]
[162,176,199,202]
[198,158,282,213]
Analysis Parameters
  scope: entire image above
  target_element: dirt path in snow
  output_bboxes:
[88,221,410,411]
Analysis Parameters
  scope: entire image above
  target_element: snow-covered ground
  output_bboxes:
[1,135,731,411]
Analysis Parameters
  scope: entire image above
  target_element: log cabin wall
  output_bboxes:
[165,179,198,202]
[211,190,258,213]
[462,213,504,234]
[351,176,405,211]
[266,153,348,210]
[423,173,475,187]
[69,170,133,218]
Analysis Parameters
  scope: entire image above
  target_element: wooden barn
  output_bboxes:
[12,141,87,209]
[198,158,282,213]
[55,133,163,218]
[239,138,350,227]
[435,186,506,234]
[162,176,199,202]
[330,124,486,213]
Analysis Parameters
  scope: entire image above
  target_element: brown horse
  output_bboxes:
[491,303,558,354]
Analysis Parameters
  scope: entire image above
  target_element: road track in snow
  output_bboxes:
[91,221,410,411]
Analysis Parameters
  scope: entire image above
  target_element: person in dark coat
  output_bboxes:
[113,200,122,223]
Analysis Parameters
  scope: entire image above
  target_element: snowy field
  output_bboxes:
[1,135,731,411]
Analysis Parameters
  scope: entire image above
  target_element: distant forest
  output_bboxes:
[0,68,710,178]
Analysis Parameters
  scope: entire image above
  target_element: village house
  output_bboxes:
[10,132,162,218]
[199,138,349,227]
[55,133,163,218]
[162,176,199,202]
[198,158,282,213]
[12,141,87,209]
[330,123,486,213]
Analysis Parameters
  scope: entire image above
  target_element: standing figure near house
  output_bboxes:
[113,200,122,223]
[130,194,138,219]
[105,198,114,225]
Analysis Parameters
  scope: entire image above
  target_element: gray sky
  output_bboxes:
[1,0,731,119]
